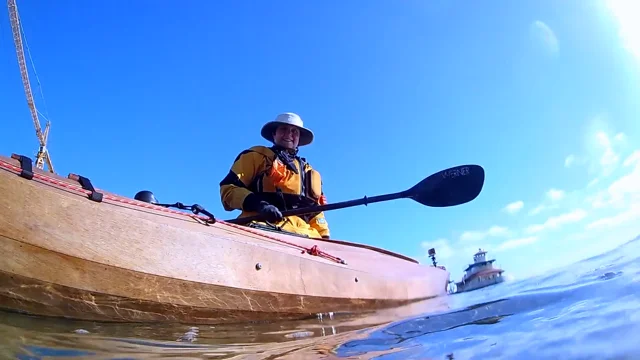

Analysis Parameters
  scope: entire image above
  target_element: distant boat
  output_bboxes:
[451,248,505,293]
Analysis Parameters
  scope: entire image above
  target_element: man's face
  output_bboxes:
[273,124,300,149]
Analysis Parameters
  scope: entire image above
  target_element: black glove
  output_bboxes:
[258,203,283,223]
[242,193,283,223]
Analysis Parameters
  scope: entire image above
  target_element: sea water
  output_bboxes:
[2,235,639,360]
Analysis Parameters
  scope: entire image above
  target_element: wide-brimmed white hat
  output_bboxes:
[260,112,314,146]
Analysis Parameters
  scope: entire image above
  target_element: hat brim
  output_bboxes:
[261,121,314,146]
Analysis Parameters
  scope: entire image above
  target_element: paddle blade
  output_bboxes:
[407,164,485,207]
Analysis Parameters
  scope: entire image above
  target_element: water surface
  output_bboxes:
[2,235,639,359]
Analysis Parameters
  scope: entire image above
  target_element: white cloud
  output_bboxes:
[460,226,510,242]
[623,150,640,167]
[528,202,560,216]
[495,236,538,252]
[528,204,546,216]
[586,204,640,230]
[530,20,559,54]
[525,209,588,234]
[568,118,627,179]
[522,124,634,239]
[595,130,611,147]
[565,125,629,198]
[587,152,640,209]
[587,192,609,210]
[614,132,626,142]
[526,189,565,216]
[607,167,640,205]
[504,200,524,214]
[421,238,453,259]
[546,188,565,201]
[564,154,576,167]
[586,128,626,177]
[596,131,620,169]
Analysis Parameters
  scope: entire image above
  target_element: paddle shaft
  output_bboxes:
[224,191,406,225]
[222,163,485,224]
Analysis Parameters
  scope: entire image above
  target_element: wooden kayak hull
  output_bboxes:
[0,153,450,324]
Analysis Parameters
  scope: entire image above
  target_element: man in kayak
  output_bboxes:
[219,112,331,239]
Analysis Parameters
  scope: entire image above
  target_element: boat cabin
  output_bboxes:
[457,248,504,287]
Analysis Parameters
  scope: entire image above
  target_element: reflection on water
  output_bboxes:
[1,312,396,359]
[2,236,640,359]
[0,295,451,359]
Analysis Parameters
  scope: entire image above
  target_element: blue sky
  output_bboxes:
[1,1,639,281]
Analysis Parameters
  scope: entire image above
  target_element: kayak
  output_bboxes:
[0,152,451,324]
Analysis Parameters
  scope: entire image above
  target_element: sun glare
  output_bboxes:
[606,0,640,62]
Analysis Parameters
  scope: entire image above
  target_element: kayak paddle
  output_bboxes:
[224,164,485,225]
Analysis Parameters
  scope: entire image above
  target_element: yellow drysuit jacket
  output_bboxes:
[220,145,330,239]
